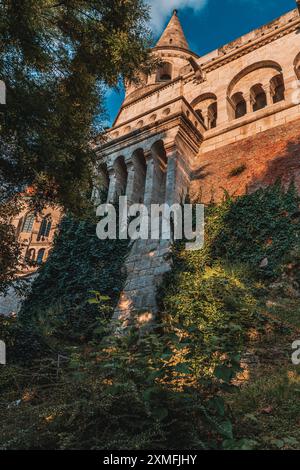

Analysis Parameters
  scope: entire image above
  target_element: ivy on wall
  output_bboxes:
[20,216,129,341]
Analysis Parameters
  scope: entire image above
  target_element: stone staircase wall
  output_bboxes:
[114,238,172,323]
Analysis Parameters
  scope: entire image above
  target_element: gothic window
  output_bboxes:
[270,74,285,104]
[156,62,172,82]
[251,84,267,112]
[37,216,52,241]
[231,92,247,119]
[22,214,35,233]
[36,248,46,265]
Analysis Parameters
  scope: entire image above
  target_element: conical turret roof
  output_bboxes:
[156,10,189,50]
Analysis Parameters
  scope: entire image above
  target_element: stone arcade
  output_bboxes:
[94,5,300,322]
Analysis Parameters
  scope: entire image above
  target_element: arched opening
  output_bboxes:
[191,93,218,129]
[270,74,285,104]
[150,141,168,205]
[227,61,283,120]
[231,92,247,119]
[251,84,267,112]
[156,62,172,82]
[114,156,128,197]
[37,215,52,241]
[294,52,300,79]
[36,248,45,265]
[208,102,218,129]
[26,248,36,263]
[22,214,35,233]
[131,149,147,204]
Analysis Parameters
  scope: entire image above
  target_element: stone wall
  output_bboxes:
[191,117,300,203]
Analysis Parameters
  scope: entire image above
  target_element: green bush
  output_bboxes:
[0,317,231,450]
[20,216,129,342]
[208,183,300,279]
[0,315,49,364]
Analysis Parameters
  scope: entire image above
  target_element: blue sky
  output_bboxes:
[105,0,296,125]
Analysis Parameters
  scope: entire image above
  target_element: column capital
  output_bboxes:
[262,83,272,105]
[144,150,153,162]
[125,160,134,171]
[164,143,177,156]
[107,166,115,176]
[262,82,271,92]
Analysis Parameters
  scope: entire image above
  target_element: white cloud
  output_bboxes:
[148,0,208,34]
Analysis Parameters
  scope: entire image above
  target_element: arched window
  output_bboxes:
[231,92,247,119]
[251,84,267,112]
[131,149,147,204]
[36,249,45,265]
[22,214,35,233]
[270,74,285,104]
[156,62,172,82]
[26,248,36,262]
[114,156,128,198]
[191,93,218,129]
[208,102,218,129]
[294,52,300,80]
[37,216,52,241]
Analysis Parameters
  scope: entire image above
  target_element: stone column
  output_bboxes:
[143,151,155,208]
[244,93,252,114]
[125,161,135,205]
[203,110,209,129]
[107,167,117,203]
[263,83,272,106]
[164,145,178,206]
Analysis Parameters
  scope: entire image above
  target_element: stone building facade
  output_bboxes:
[0,194,61,315]
[10,192,61,276]
[94,4,300,322]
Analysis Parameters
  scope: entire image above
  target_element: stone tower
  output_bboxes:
[95,4,300,322]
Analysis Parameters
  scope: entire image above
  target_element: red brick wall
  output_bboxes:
[191,118,300,203]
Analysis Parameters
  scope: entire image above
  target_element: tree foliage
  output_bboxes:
[0,0,153,213]
[0,197,22,294]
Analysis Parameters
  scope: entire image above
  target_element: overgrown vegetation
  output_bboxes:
[0,0,154,213]
[1,184,300,449]
[0,0,154,286]
[0,196,22,294]
[20,214,129,343]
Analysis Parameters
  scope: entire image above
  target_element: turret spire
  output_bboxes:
[156,10,189,50]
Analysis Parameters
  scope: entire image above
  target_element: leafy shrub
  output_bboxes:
[0,315,49,364]
[207,183,300,279]
[20,216,129,342]
[0,316,233,450]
